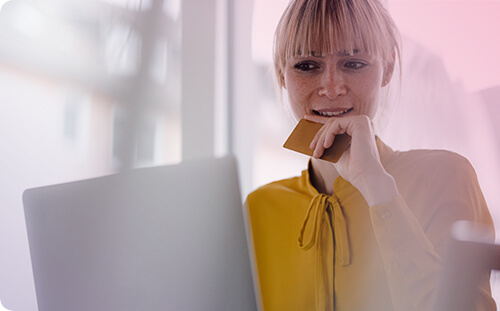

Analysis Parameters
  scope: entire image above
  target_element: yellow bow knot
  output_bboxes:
[297,193,351,266]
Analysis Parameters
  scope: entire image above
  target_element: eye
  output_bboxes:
[344,61,368,70]
[294,61,319,72]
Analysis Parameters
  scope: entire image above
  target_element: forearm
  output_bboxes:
[353,168,399,207]
[370,196,441,311]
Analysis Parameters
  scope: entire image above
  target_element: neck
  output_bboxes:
[310,157,339,195]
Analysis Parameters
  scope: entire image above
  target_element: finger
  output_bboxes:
[335,115,370,137]
[309,123,326,150]
[310,119,339,153]
[330,119,347,135]
[304,114,329,124]
[310,131,318,150]
[323,130,336,149]
[310,138,317,151]
[311,126,328,158]
[313,142,326,159]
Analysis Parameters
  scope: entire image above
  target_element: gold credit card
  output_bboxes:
[283,119,351,163]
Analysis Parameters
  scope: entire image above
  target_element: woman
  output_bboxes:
[245,0,495,310]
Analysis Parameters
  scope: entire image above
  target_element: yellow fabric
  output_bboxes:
[245,139,496,311]
[298,194,350,267]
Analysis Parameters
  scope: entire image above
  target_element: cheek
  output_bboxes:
[352,77,383,117]
[284,75,307,101]
[286,73,317,100]
[284,75,301,95]
[284,80,310,119]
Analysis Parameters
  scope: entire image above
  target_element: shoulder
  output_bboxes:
[385,148,489,220]
[245,168,316,212]
[247,175,303,204]
[244,173,316,232]
[385,148,477,182]
[384,148,484,213]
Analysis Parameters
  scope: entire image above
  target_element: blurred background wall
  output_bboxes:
[0,0,499,310]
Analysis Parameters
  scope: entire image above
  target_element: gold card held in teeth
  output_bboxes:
[283,119,351,163]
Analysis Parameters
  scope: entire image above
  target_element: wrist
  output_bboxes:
[354,169,399,207]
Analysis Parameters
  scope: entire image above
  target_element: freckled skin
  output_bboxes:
[281,51,398,205]
[283,52,390,120]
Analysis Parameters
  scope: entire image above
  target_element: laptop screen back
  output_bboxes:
[23,156,257,311]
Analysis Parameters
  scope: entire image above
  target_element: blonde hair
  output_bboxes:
[273,0,401,90]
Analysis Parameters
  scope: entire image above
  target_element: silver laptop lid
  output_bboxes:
[23,156,257,311]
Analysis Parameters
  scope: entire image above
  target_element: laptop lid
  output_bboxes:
[23,156,257,311]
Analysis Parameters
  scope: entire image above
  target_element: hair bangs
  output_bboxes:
[274,0,400,89]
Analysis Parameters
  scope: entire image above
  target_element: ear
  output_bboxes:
[382,53,396,87]
[281,73,287,90]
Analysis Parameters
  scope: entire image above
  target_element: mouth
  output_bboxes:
[313,108,353,117]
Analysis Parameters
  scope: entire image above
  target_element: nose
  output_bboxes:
[318,69,347,98]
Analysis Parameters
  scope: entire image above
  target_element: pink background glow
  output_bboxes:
[389,1,500,92]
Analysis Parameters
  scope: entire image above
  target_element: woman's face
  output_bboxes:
[283,51,391,121]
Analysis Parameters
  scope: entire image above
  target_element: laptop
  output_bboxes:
[432,221,498,311]
[23,156,257,311]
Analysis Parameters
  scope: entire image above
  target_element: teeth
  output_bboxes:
[320,109,350,116]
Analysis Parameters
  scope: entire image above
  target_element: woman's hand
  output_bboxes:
[304,114,399,206]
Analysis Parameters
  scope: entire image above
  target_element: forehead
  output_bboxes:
[289,42,381,61]
[276,0,397,66]
[283,24,384,60]
[296,49,364,57]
